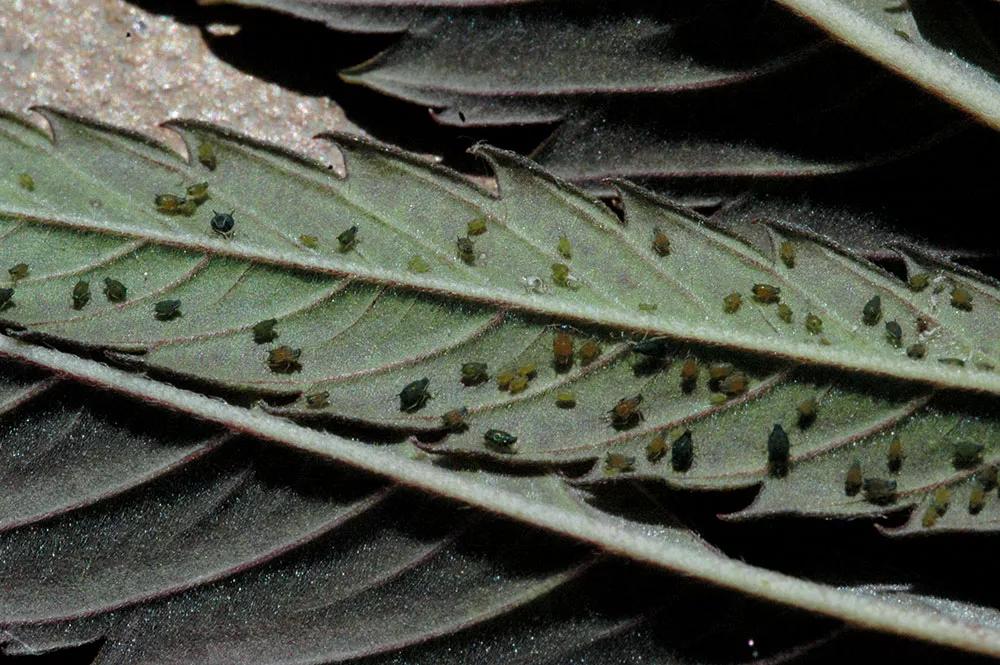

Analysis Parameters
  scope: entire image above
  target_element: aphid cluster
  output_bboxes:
[154,182,210,217]
[496,363,536,395]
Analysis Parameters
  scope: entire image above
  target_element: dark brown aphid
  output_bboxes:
[71,280,90,310]
[672,430,693,472]
[305,391,330,409]
[153,299,182,321]
[18,173,34,191]
[553,331,574,370]
[862,295,882,326]
[555,390,576,408]
[578,340,601,366]
[906,343,926,360]
[338,226,358,252]
[252,318,278,344]
[0,287,13,310]
[862,478,897,505]
[608,394,644,429]
[460,362,489,386]
[155,193,185,214]
[951,286,973,311]
[652,228,671,256]
[908,273,929,292]
[767,423,790,477]
[605,452,636,474]
[953,441,984,469]
[888,437,904,473]
[884,320,903,348]
[779,241,795,268]
[646,433,667,463]
[975,465,998,491]
[797,398,817,429]
[441,407,469,432]
[777,303,793,323]
[752,283,781,304]
[197,142,217,170]
[466,217,487,236]
[845,459,863,496]
[484,428,517,452]
[8,263,28,281]
[805,313,823,335]
[723,292,742,314]
[186,182,209,203]
[456,236,476,265]
[267,345,302,374]
[719,372,749,397]
[398,377,431,412]
[103,277,127,303]
[680,358,699,392]
[969,481,987,515]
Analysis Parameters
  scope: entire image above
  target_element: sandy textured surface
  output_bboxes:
[0,0,354,163]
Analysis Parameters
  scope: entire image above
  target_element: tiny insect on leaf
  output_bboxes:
[441,407,469,432]
[862,478,897,505]
[299,235,319,249]
[252,318,278,344]
[767,423,790,477]
[153,299,182,321]
[797,398,817,429]
[845,459,863,496]
[779,241,795,268]
[338,225,359,252]
[466,217,487,236]
[154,193,185,214]
[723,292,742,314]
[398,377,431,412]
[884,320,903,348]
[508,375,529,394]
[969,481,987,514]
[671,430,693,472]
[186,182,209,203]
[777,303,793,323]
[888,437,904,473]
[953,441,984,469]
[210,210,236,237]
[578,340,601,365]
[267,345,302,374]
[608,394,643,429]
[407,255,431,273]
[950,286,973,311]
[460,362,489,386]
[496,369,516,390]
[17,173,34,191]
[102,277,127,303]
[646,433,667,463]
[552,332,574,369]
[632,337,669,358]
[0,287,13,310]
[906,343,926,360]
[484,428,517,452]
[551,263,576,289]
[862,295,882,326]
[8,263,28,281]
[305,391,330,409]
[71,280,90,310]
[456,236,476,265]
[805,313,823,335]
[751,283,781,304]
[908,272,930,291]
[719,372,749,397]
[652,228,670,256]
[555,390,576,408]
[605,452,636,474]
[557,235,572,259]
[197,142,217,170]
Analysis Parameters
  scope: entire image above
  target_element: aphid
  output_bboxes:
[671,430,693,472]
[508,375,529,394]
[441,407,469,432]
[186,182,210,203]
[723,292,742,314]
[398,377,431,412]
[951,286,973,311]
[797,397,817,429]
[845,459,863,496]
[197,142,217,170]
[805,313,823,335]
[777,303,793,324]
[408,256,431,273]
[557,235,572,260]
[267,345,302,374]
[906,343,926,360]
[719,371,749,397]
[484,428,517,452]
[953,441,984,469]
[976,465,998,491]
[555,390,576,408]
[646,433,667,463]
[177,199,198,216]
[931,487,951,516]
[553,331,574,370]
[299,234,319,249]
[888,437,904,473]
[210,209,236,238]
[862,295,882,326]
[608,394,644,429]
[908,273,929,292]
[767,423,790,476]
[709,393,727,406]
[916,316,932,334]
[862,478,897,505]
[466,217,488,236]
[938,357,965,367]
[18,173,34,191]
[652,228,671,256]
[884,320,903,348]
[551,263,577,289]
[496,369,516,390]
[969,480,987,514]
[252,318,278,344]
[0,287,13,310]
[752,283,781,304]
[605,452,636,474]
[103,277,127,303]
[153,299,181,321]
[338,225,359,252]
[578,340,601,365]
[154,193,185,214]
[8,263,28,281]
[71,280,90,310]
[894,28,911,41]
[921,505,939,528]
[517,362,537,379]
[460,362,489,386]
[632,337,670,358]
[305,391,330,409]
[456,236,476,265]
[638,302,657,313]
[778,241,796,268]
[680,358,699,392]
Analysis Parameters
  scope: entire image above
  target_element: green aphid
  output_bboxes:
[557,235,572,260]
[338,225,358,252]
[862,295,882,326]
[466,217,488,236]
[103,277,127,303]
[709,393,727,406]
[408,255,431,273]
[953,441,984,469]
[186,182,210,203]
[951,286,973,311]
[796,397,817,429]
[777,303,793,323]
[17,173,34,191]
[752,283,781,304]
[398,377,431,412]
[8,263,28,282]
[708,362,734,382]
[197,142,217,170]
[267,345,301,373]
[906,343,926,360]
[638,302,657,313]
[930,487,951,516]
[779,241,795,268]
[555,390,576,408]
[299,235,319,249]
[884,320,903,348]
[252,318,278,344]
[605,452,636,474]
[153,299,182,321]
[908,272,930,292]
[0,287,13,310]
[767,423,790,477]
[646,433,667,463]
[723,292,742,314]
[671,430,693,472]
[456,236,476,265]
[862,478,897,505]
[72,280,90,310]
[154,193,185,214]
[551,263,576,289]
[845,459,863,496]
[484,428,518,452]
[305,391,330,409]
[804,313,823,335]
[460,362,489,386]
